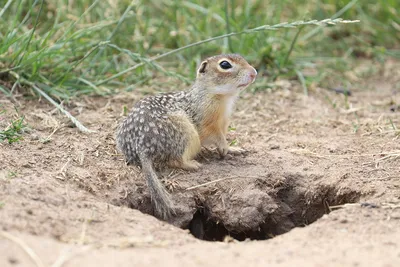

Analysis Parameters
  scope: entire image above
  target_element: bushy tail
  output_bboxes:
[140,156,174,219]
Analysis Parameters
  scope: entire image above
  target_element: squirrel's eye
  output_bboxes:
[219,60,232,70]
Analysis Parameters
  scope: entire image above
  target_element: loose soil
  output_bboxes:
[1,59,400,266]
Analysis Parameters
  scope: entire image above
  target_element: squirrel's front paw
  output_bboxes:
[217,146,246,159]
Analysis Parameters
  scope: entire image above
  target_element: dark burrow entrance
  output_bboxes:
[186,183,361,241]
[189,209,268,241]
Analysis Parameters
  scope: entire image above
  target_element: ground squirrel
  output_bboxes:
[116,54,257,219]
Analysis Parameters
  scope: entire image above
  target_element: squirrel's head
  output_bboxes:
[195,54,257,95]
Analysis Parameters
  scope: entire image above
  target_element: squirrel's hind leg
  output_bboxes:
[167,112,202,171]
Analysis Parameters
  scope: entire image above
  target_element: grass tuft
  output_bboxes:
[0,111,27,144]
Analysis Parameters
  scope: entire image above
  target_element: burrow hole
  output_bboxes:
[187,187,361,241]
[120,178,362,242]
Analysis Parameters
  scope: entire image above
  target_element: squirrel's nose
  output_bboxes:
[249,68,257,81]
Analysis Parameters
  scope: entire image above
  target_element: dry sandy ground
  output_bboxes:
[0,59,399,266]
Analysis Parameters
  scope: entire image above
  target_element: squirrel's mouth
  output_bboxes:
[238,83,249,89]
[238,80,253,89]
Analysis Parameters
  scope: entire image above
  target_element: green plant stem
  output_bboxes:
[283,26,303,66]
[224,0,234,53]
[14,0,43,66]
[295,70,308,96]
[0,0,13,19]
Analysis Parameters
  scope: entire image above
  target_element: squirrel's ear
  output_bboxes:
[197,61,208,74]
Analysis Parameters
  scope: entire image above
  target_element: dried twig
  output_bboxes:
[291,149,400,159]
[329,203,360,210]
[186,175,260,190]
[0,231,45,267]
[79,220,88,245]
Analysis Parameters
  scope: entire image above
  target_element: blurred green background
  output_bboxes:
[0,0,399,100]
